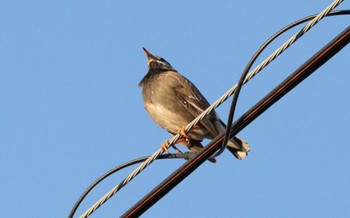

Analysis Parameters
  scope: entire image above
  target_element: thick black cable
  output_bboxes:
[68,152,195,218]
[71,10,350,218]
[218,10,350,156]
[122,25,350,217]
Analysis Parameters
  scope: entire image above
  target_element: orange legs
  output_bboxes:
[161,140,182,153]
[178,126,190,142]
[160,125,200,153]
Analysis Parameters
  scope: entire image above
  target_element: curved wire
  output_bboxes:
[217,9,350,156]
[77,4,348,218]
[69,152,196,218]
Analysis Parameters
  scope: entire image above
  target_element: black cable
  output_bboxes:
[217,10,350,157]
[68,152,196,218]
[70,9,350,218]
[122,25,350,217]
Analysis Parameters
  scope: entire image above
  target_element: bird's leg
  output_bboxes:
[177,125,202,150]
[178,126,190,142]
[178,125,201,138]
[160,140,183,153]
[161,125,201,153]
[173,144,183,153]
[160,140,170,153]
[192,125,200,129]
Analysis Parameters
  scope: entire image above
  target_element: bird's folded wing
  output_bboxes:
[173,76,222,137]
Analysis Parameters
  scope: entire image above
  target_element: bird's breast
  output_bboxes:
[142,82,191,133]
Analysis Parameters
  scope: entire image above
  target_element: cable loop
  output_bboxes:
[76,1,345,217]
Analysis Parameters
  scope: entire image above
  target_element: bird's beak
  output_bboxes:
[143,47,155,62]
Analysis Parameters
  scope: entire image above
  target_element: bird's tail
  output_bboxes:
[225,136,250,160]
[214,120,251,160]
[187,136,249,162]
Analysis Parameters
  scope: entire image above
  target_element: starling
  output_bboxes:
[139,48,250,162]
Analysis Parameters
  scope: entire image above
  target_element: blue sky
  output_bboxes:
[1,1,349,218]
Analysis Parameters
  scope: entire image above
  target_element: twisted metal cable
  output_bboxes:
[79,1,343,217]
[243,0,344,84]
[216,0,346,157]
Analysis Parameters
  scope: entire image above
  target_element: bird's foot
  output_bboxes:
[178,126,190,142]
[160,140,183,153]
[192,125,200,129]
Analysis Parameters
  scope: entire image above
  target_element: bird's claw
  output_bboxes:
[161,140,170,153]
[178,126,190,142]
[160,140,183,153]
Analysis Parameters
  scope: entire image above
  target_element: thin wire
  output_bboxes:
[122,25,350,217]
[79,1,344,217]
[217,0,345,156]
[71,10,350,218]
[72,11,350,218]
[69,153,195,218]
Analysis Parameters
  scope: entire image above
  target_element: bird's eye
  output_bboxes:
[150,62,157,68]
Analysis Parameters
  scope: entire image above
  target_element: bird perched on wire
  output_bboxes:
[139,48,250,162]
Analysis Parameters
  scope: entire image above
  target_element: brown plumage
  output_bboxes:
[139,48,250,162]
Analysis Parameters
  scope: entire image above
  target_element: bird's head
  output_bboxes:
[143,47,176,72]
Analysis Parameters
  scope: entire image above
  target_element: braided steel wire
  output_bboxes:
[79,1,344,217]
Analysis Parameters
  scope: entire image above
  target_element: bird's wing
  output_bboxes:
[171,72,221,136]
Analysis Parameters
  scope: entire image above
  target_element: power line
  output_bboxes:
[219,1,347,156]
[70,10,350,218]
[77,1,345,217]
[69,153,196,218]
[121,25,350,217]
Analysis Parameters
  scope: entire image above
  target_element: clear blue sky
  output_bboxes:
[1,1,349,218]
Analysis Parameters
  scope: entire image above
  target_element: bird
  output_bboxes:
[139,48,250,162]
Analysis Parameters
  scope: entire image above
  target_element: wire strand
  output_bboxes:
[218,1,346,156]
[78,1,344,217]
[71,9,350,218]
[69,153,195,218]
[121,25,350,217]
